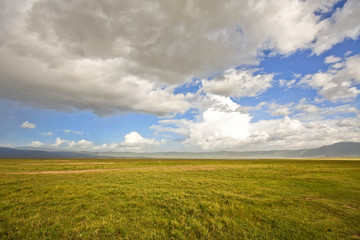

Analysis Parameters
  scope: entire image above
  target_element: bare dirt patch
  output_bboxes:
[44,160,72,162]
[344,204,357,210]
[22,162,115,166]
[2,165,232,175]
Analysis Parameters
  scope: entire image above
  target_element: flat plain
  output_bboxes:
[0,158,359,239]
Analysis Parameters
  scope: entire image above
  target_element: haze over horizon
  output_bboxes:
[1,0,360,152]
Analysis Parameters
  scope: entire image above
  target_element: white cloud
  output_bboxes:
[49,138,94,150]
[152,93,360,151]
[73,139,94,149]
[255,101,267,110]
[220,115,360,150]
[331,62,344,69]
[264,99,357,118]
[268,103,293,116]
[64,129,85,135]
[117,131,165,152]
[295,99,319,114]
[122,131,160,147]
[183,109,251,150]
[150,119,191,136]
[296,103,319,114]
[3,1,360,153]
[20,121,35,129]
[344,51,352,57]
[278,79,296,88]
[28,141,44,147]
[273,108,292,116]
[52,138,67,148]
[153,95,252,150]
[156,110,360,151]
[1,0,355,115]
[336,118,360,127]
[41,131,53,136]
[318,104,358,116]
[312,0,360,55]
[44,132,163,151]
[300,55,360,101]
[202,68,273,98]
[254,102,295,116]
[324,55,341,64]
[249,117,338,150]
[190,94,251,116]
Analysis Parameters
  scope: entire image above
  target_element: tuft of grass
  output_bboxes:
[0,159,359,239]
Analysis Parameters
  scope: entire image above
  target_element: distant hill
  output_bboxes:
[0,147,95,159]
[0,142,359,159]
[93,142,360,159]
[301,142,360,157]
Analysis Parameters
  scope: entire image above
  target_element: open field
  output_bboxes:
[0,159,359,239]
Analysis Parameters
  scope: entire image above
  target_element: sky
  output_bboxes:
[0,0,359,152]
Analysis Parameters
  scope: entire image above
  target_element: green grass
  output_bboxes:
[0,159,359,239]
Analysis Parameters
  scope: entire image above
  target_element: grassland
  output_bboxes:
[0,159,359,239]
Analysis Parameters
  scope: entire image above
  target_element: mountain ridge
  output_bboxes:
[0,142,359,159]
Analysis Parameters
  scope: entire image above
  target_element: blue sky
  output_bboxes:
[0,0,359,152]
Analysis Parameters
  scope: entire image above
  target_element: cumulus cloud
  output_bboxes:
[296,103,319,114]
[336,118,360,127]
[324,55,341,64]
[70,139,94,149]
[268,103,293,116]
[152,94,360,151]
[278,79,296,88]
[156,113,360,151]
[153,95,252,150]
[253,102,295,116]
[259,99,357,119]
[1,0,355,115]
[41,131,53,136]
[312,0,360,55]
[52,138,67,148]
[20,121,35,129]
[103,131,164,151]
[122,131,160,147]
[318,104,358,116]
[245,116,358,150]
[4,1,360,153]
[183,109,251,150]
[331,62,344,69]
[202,68,273,98]
[294,98,319,114]
[28,141,44,147]
[300,55,360,101]
[256,109,360,149]
[151,119,192,136]
[43,131,163,151]
[64,129,85,135]
[49,138,95,150]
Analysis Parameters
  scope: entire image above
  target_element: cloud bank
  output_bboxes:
[1,0,359,116]
[31,131,164,152]
[20,121,36,129]
[301,55,360,101]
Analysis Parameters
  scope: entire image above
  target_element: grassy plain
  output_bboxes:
[0,158,359,239]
